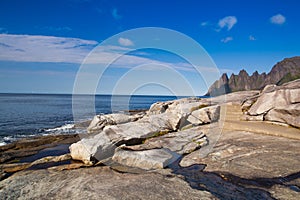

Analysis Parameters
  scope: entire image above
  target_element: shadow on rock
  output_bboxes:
[223,171,300,192]
[168,159,276,200]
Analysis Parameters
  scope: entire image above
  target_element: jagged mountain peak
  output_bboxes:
[206,56,300,96]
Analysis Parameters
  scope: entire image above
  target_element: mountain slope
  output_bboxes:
[206,56,300,96]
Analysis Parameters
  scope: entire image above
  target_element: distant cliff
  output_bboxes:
[206,56,300,96]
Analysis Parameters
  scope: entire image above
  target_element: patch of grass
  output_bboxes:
[10,159,21,163]
[152,130,169,138]
[180,124,194,131]
[190,104,209,112]
[142,130,170,144]
[277,73,300,85]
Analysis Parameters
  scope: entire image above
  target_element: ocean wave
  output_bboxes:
[0,141,7,146]
[42,124,75,134]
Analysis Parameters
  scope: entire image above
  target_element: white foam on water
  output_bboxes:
[0,141,7,146]
[43,124,75,134]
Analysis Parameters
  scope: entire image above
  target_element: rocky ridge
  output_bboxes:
[206,56,300,96]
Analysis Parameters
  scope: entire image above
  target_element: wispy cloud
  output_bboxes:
[200,21,209,27]
[38,26,72,32]
[112,8,122,20]
[221,37,233,43]
[0,34,98,63]
[249,35,256,41]
[0,34,202,73]
[0,27,8,33]
[270,14,286,25]
[118,37,134,46]
[218,16,237,31]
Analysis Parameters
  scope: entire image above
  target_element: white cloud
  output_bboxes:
[221,37,233,43]
[218,16,237,31]
[200,21,209,27]
[112,8,122,20]
[0,34,200,73]
[270,14,286,25]
[39,26,72,32]
[0,34,98,63]
[118,37,134,46]
[0,27,7,33]
[249,35,256,41]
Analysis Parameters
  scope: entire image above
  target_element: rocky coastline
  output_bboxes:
[1,80,300,199]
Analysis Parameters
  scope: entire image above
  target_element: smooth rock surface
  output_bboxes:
[187,105,220,125]
[0,134,79,164]
[70,113,181,164]
[246,79,300,128]
[87,113,145,133]
[264,104,300,128]
[122,127,208,155]
[70,98,217,165]
[112,148,180,170]
[0,167,216,200]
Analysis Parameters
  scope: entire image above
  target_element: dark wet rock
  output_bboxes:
[0,134,79,164]
[0,154,72,175]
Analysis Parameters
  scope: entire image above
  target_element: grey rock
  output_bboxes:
[70,98,216,164]
[246,79,300,128]
[112,148,180,170]
[148,101,172,115]
[70,113,184,164]
[69,132,113,164]
[122,127,208,155]
[87,113,137,133]
[210,90,260,104]
[240,114,264,121]
[187,105,220,125]
[264,104,300,128]
[0,167,215,200]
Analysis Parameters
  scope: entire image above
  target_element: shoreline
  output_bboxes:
[1,89,300,199]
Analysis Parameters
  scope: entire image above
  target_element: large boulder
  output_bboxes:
[264,104,300,128]
[87,113,144,133]
[70,98,220,166]
[112,148,180,170]
[70,112,186,164]
[187,105,220,125]
[245,79,300,128]
[121,127,208,155]
[70,119,169,164]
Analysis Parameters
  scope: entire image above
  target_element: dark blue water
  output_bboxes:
[0,93,178,145]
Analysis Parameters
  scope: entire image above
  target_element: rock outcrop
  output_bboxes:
[112,148,180,170]
[206,56,300,96]
[2,91,300,200]
[87,112,145,133]
[242,79,300,128]
[69,98,220,166]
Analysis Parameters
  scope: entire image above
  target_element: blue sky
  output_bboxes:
[0,0,299,95]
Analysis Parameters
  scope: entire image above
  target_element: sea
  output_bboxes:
[0,93,179,146]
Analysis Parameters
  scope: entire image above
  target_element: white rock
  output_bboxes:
[87,113,133,133]
[112,148,180,170]
[187,105,220,125]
